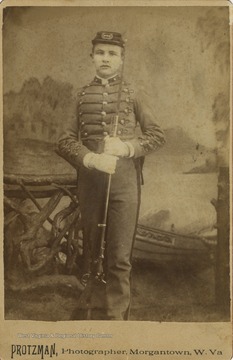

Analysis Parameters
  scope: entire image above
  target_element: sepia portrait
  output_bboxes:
[1,1,232,359]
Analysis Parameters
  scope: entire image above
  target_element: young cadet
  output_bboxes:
[58,31,165,320]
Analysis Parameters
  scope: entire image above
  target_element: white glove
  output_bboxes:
[83,152,119,174]
[104,135,130,157]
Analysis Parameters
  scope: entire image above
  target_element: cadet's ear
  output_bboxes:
[90,53,94,64]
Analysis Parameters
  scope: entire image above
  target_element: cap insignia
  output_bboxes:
[101,32,114,40]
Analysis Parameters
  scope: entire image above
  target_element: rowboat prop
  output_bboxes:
[135,224,215,263]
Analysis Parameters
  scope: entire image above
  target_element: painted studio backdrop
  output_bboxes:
[3,6,230,321]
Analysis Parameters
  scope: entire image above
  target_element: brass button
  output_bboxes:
[81,122,85,125]
[82,91,86,95]
[117,130,122,135]
[103,101,108,105]
[84,132,88,136]
[79,112,83,116]
[120,119,125,125]
[103,92,108,96]
[101,111,107,116]
[103,131,108,136]
[101,122,106,126]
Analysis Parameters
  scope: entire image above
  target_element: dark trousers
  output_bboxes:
[77,157,141,320]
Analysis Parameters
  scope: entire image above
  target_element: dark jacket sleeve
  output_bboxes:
[57,92,91,169]
[127,89,165,158]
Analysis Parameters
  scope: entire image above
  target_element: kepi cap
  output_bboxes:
[92,31,125,48]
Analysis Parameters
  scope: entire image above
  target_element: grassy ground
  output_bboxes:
[4,258,229,322]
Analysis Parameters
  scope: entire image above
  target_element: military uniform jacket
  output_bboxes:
[58,75,165,168]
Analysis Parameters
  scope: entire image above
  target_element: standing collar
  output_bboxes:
[93,74,121,85]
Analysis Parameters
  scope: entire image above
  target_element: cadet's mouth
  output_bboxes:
[101,65,111,68]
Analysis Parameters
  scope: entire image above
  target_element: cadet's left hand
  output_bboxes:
[104,135,130,157]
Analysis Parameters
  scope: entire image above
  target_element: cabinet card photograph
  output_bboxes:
[1,2,232,359]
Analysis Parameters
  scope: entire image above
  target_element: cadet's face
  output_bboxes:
[92,44,123,79]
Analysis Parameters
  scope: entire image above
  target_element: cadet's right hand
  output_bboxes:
[83,153,119,174]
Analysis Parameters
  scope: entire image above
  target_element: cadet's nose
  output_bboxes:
[102,54,110,62]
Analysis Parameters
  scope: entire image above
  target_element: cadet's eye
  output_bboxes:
[109,51,117,56]
[95,50,104,55]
